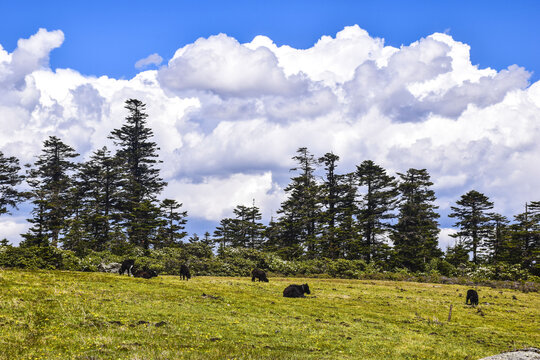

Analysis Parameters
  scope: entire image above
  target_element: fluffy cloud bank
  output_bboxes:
[1,25,539,246]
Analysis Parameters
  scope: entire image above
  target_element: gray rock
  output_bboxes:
[480,348,540,360]
[97,262,122,273]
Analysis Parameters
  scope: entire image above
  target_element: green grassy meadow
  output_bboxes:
[0,269,538,359]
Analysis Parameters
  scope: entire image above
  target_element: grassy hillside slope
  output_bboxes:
[0,269,538,359]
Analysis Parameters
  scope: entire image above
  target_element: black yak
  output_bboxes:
[466,289,479,306]
[180,264,191,280]
[251,268,269,282]
[133,268,158,279]
[283,284,310,298]
[119,259,135,276]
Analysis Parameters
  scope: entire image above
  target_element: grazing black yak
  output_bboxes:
[133,268,158,279]
[180,264,191,280]
[251,268,269,282]
[119,259,135,276]
[466,289,479,306]
[283,284,310,298]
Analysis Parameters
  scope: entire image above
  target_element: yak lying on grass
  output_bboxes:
[119,259,135,276]
[180,264,191,280]
[466,289,479,306]
[283,284,310,298]
[251,268,269,282]
[133,268,158,279]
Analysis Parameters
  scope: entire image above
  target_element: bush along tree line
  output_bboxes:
[0,99,538,281]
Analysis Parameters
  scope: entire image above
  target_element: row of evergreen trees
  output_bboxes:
[0,99,538,274]
[1,99,187,254]
[212,148,539,273]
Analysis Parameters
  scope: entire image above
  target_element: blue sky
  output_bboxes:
[1,0,539,80]
[1,1,540,246]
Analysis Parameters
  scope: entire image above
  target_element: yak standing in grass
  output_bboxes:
[251,268,269,282]
[180,264,191,280]
[283,284,310,298]
[466,289,479,306]
[119,259,135,276]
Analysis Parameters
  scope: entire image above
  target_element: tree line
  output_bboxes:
[0,99,538,275]
[1,99,187,254]
[211,150,539,274]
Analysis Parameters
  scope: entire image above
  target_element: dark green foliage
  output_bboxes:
[22,136,79,248]
[483,213,511,264]
[232,203,266,249]
[129,200,162,249]
[356,160,398,263]
[156,199,188,248]
[64,147,123,254]
[201,231,213,247]
[449,190,494,264]
[273,147,321,259]
[213,218,236,252]
[425,258,457,277]
[506,202,540,275]
[318,152,340,258]
[392,168,441,272]
[0,245,79,270]
[108,99,166,247]
[213,203,266,250]
[445,240,470,267]
[335,173,361,259]
[326,258,368,278]
[0,151,26,216]
[318,153,360,259]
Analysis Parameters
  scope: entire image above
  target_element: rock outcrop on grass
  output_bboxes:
[480,348,540,360]
[97,262,121,273]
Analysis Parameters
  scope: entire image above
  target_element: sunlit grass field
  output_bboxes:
[0,269,538,359]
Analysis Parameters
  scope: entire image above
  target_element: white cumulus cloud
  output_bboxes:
[135,53,163,69]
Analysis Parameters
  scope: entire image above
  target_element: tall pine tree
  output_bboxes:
[449,190,494,264]
[156,199,188,248]
[109,99,166,248]
[335,173,361,259]
[392,168,441,271]
[23,136,79,247]
[276,147,321,259]
[356,160,398,263]
[318,153,341,258]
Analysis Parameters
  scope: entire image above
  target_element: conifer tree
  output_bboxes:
[318,153,340,258]
[109,99,166,247]
[188,233,200,243]
[64,147,123,252]
[202,231,213,247]
[23,136,79,247]
[392,168,441,271]
[237,202,266,249]
[449,190,494,264]
[213,218,236,253]
[0,151,26,216]
[482,213,510,264]
[276,147,321,258]
[356,160,398,263]
[508,202,540,273]
[445,240,470,267]
[336,173,361,259]
[212,204,265,249]
[156,199,188,248]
